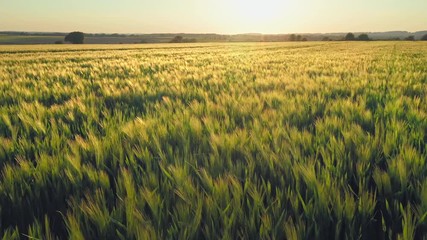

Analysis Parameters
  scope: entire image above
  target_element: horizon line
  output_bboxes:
[1,29,427,36]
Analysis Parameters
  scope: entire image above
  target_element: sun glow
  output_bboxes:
[229,0,287,31]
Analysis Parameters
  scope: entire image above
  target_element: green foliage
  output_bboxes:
[0,42,426,239]
[345,32,355,41]
[65,32,85,44]
[170,36,197,43]
[358,34,370,41]
[404,36,415,41]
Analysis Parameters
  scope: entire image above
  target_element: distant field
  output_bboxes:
[0,35,172,44]
[0,35,64,44]
[0,42,426,239]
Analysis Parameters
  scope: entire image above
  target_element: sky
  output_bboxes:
[0,0,426,34]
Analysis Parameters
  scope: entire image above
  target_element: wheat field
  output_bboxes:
[0,42,426,239]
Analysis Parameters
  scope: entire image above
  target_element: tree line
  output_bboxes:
[343,32,427,41]
[60,31,427,44]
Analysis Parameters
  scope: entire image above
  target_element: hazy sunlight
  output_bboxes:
[229,0,288,30]
[1,0,425,33]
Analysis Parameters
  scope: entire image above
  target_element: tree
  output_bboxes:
[404,36,415,41]
[170,36,183,43]
[357,34,370,41]
[322,37,330,41]
[421,34,427,41]
[289,34,296,41]
[345,33,355,41]
[296,35,302,41]
[64,32,84,44]
[169,36,197,43]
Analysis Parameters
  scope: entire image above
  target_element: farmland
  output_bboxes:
[0,42,426,239]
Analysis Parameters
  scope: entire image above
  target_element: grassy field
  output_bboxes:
[0,42,426,239]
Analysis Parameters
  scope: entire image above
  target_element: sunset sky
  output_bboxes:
[0,0,426,34]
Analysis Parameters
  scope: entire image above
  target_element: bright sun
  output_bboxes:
[230,0,286,27]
